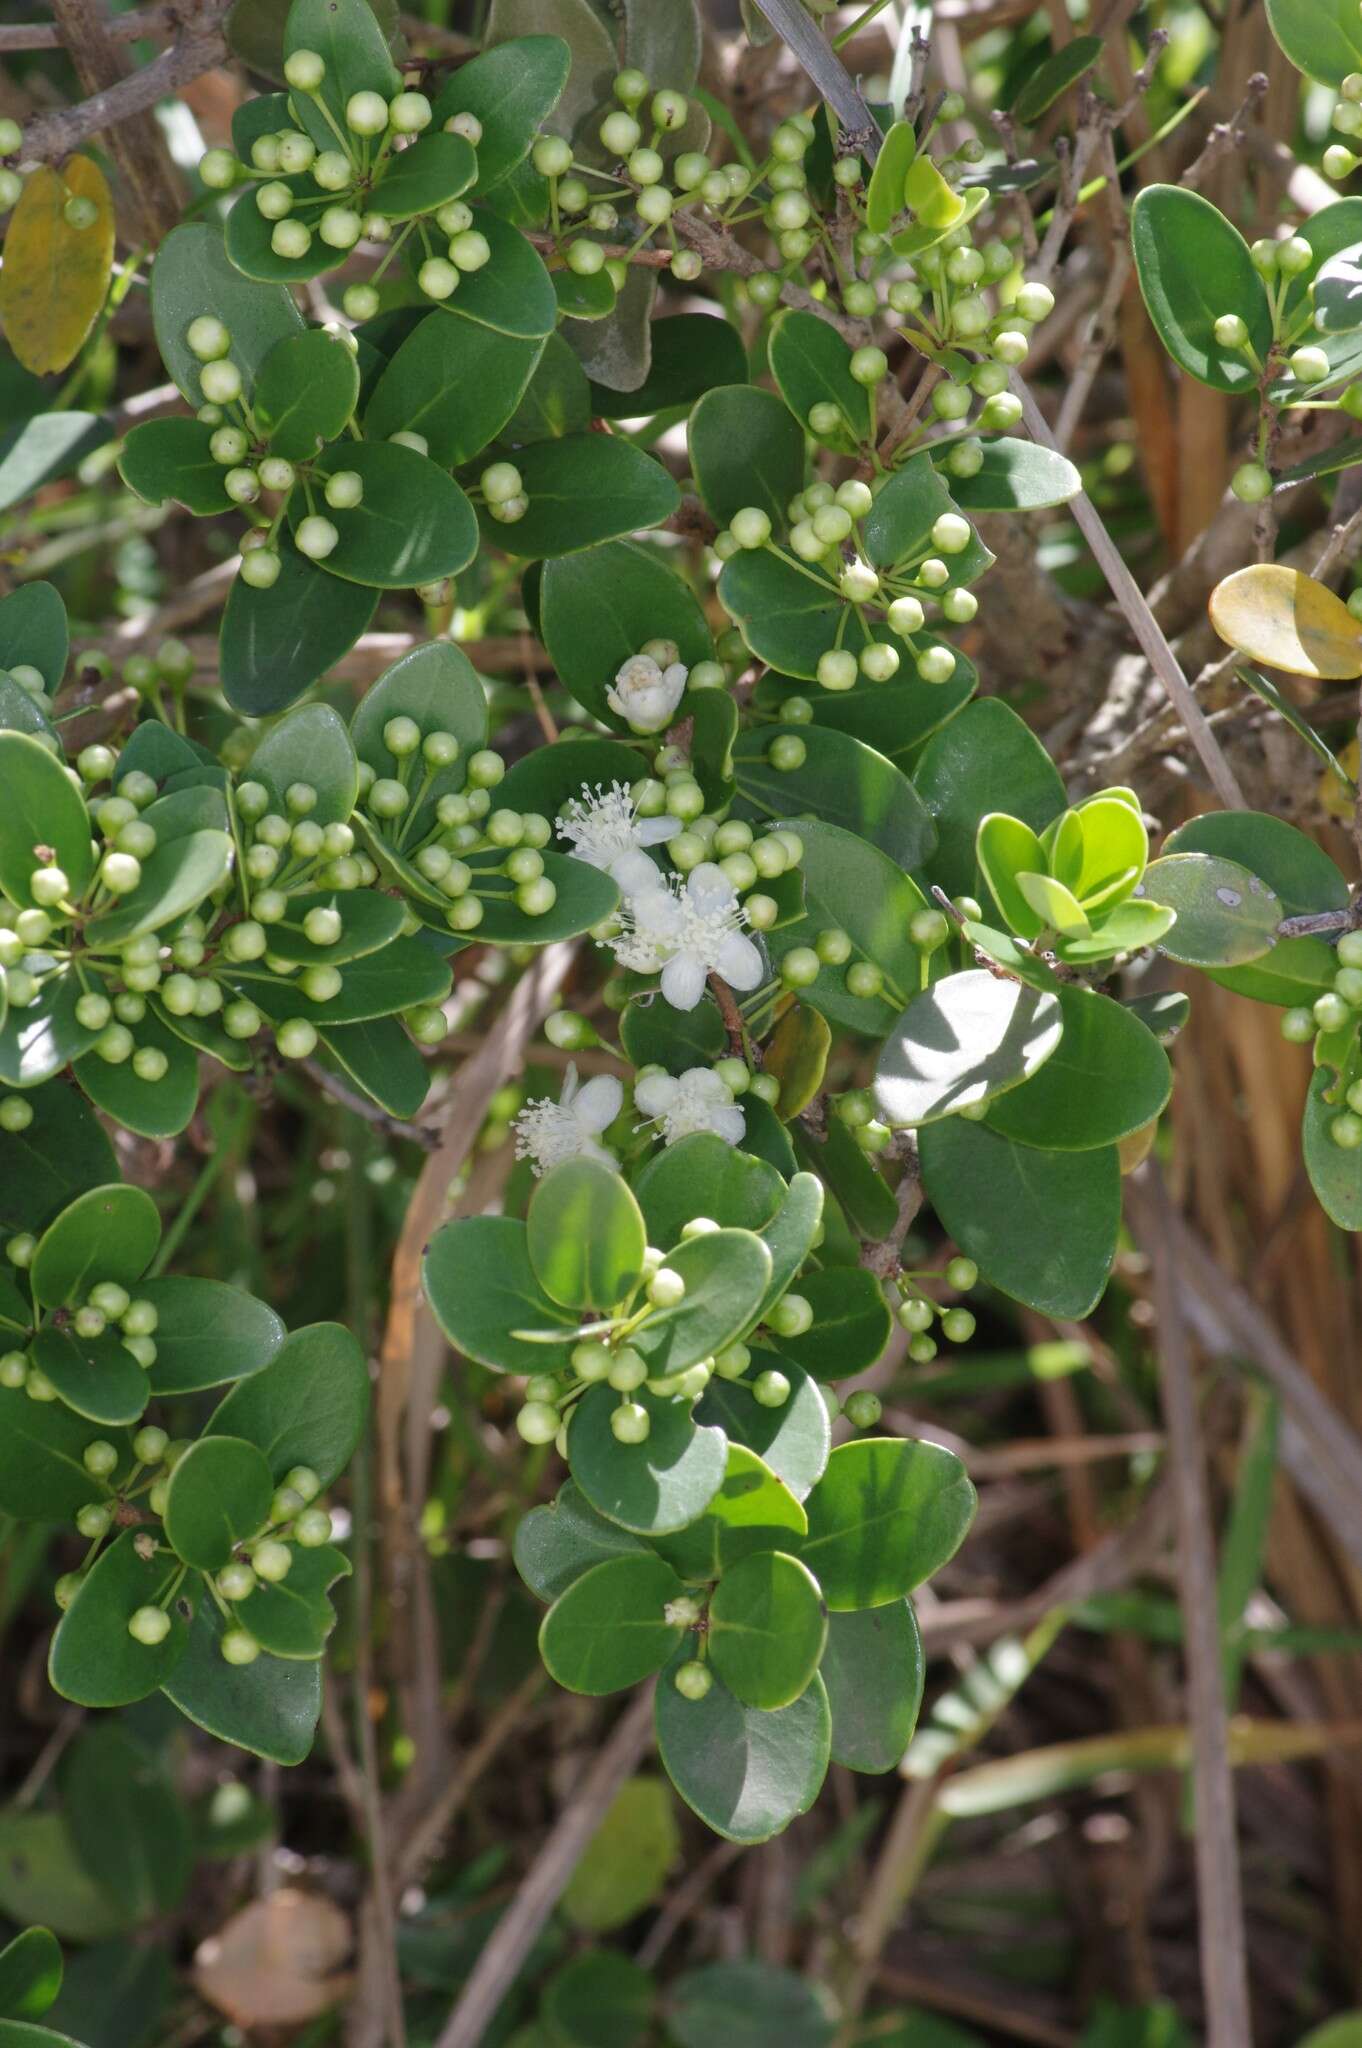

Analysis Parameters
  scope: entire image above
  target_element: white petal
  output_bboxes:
[635,814,682,847]
[679,1066,729,1104]
[610,849,663,897]
[571,1074,624,1134]
[559,1062,580,1106]
[712,1103,748,1144]
[579,1137,621,1171]
[661,955,708,1010]
[716,931,765,991]
[685,862,734,914]
[634,1073,679,1118]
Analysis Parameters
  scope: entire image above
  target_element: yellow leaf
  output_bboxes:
[1208,562,1362,681]
[1321,738,1360,821]
[0,156,115,376]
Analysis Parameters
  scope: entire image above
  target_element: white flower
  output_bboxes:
[608,861,765,1011]
[606,652,689,735]
[635,1066,746,1146]
[555,781,680,896]
[511,1063,623,1176]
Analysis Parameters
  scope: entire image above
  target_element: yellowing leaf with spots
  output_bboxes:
[0,156,115,375]
[1208,562,1362,680]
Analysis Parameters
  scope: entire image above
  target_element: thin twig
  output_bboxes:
[433,1688,656,2048]
[302,1058,440,1152]
[1134,1167,1253,2048]
[0,4,197,49]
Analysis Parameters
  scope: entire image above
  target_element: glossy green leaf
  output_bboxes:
[261,889,406,969]
[0,1927,62,2022]
[160,1597,321,1764]
[1164,809,1348,1005]
[364,310,543,468]
[0,675,55,740]
[718,546,924,683]
[763,819,928,1038]
[0,1387,120,1521]
[207,1321,368,1485]
[1130,185,1271,393]
[370,130,476,221]
[1266,0,1362,82]
[942,435,1081,511]
[0,1812,131,1944]
[1309,237,1362,334]
[628,1228,773,1377]
[419,208,557,339]
[0,413,110,515]
[351,640,487,830]
[696,1353,830,1502]
[650,1440,808,1580]
[914,698,1066,898]
[0,732,94,909]
[83,828,230,949]
[528,1158,647,1310]
[432,35,571,193]
[690,384,804,529]
[163,1434,274,1572]
[220,537,377,715]
[235,1542,351,1659]
[317,1017,431,1121]
[253,329,360,459]
[655,1658,830,1842]
[61,1724,192,1920]
[768,308,864,444]
[1140,852,1280,966]
[0,974,96,1089]
[821,1599,924,1772]
[793,1113,896,1241]
[875,969,1064,1128]
[151,223,304,406]
[919,1117,1121,1316]
[1303,1067,1362,1229]
[773,1268,893,1382]
[756,663,976,768]
[27,1327,148,1427]
[137,1275,284,1396]
[118,418,231,514]
[619,992,726,1075]
[282,0,401,154]
[864,118,917,234]
[540,539,712,726]
[540,1552,686,1694]
[248,704,358,826]
[589,311,747,418]
[514,1479,648,1602]
[732,723,936,872]
[424,1214,577,1373]
[74,1009,199,1140]
[238,934,450,1024]
[708,1549,827,1709]
[485,0,615,143]
[985,987,1171,1149]
[634,1133,784,1249]
[49,1531,194,1708]
[799,1437,974,1610]
[291,440,477,590]
[568,1384,728,1536]
[1011,33,1103,119]
[554,265,617,322]
[0,582,67,692]
[30,1184,158,1308]
[476,432,679,558]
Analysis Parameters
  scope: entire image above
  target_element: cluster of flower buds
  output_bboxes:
[1281,930,1362,1149]
[0,1278,159,1402]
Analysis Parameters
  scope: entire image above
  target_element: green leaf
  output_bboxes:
[984,987,1171,1149]
[237,934,451,1024]
[364,310,543,468]
[708,1549,827,1709]
[317,1017,431,1120]
[75,1008,200,1140]
[561,1776,680,1933]
[1164,808,1348,1004]
[628,1228,773,1377]
[764,1001,831,1120]
[773,1268,894,1382]
[0,973,96,1089]
[655,1659,830,1842]
[1309,237,1362,334]
[30,1184,158,1308]
[875,969,1064,1128]
[485,0,616,144]
[514,1479,648,1602]
[620,992,726,1074]
[370,130,477,221]
[649,1441,808,1580]
[918,1117,1121,1316]
[163,1434,274,1571]
[0,413,110,515]
[0,1387,120,1521]
[412,846,618,947]
[745,1176,827,1329]
[718,546,926,683]
[419,207,557,339]
[220,536,377,716]
[496,735,643,827]
[248,704,358,826]
[138,1275,285,1396]
[61,1725,191,1920]
[554,265,618,323]
[1303,1067,1362,1229]
[799,1437,975,1610]
[567,1384,728,1535]
[282,0,401,154]
[476,432,679,558]
[0,1812,131,1943]
[151,223,304,406]
[118,418,231,514]
[540,1551,686,1694]
[695,1354,830,1502]
[1130,185,1271,394]
[505,328,592,441]
[290,440,477,590]
[160,1596,321,1764]
[914,698,1065,898]
[821,1599,924,1772]
[0,676,56,741]
[83,826,232,949]
[235,1542,351,1658]
[865,118,917,234]
[732,723,936,872]
[0,1927,62,2022]
[351,639,487,832]
[540,539,712,727]
[623,0,701,85]
[27,1327,148,1427]
[49,1530,194,1708]
[528,1157,647,1310]
[0,582,67,693]
[794,1114,896,1240]
[262,889,406,968]
[1010,33,1103,119]
[0,1078,115,1236]
[0,732,93,909]
[1265,0,1362,82]
[253,330,360,460]
[941,435,1081,511]
[424,1214,577,1373]
[589,312,747,419]
[763,819,928,1038]
[227,0,403,78]
[903,153,966,231]
[1140,852,1281,966]
[42,1939,171,2048]
[689,385,805,529]
[207,1321,368,1485]
[1236,664,1358,796]
[667,1962,836,2048]
[634,1133,784,1248]
[756,664,976,768]
[431,35,571,194]
[768,309,864,445]
[541,1951,654,2048]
